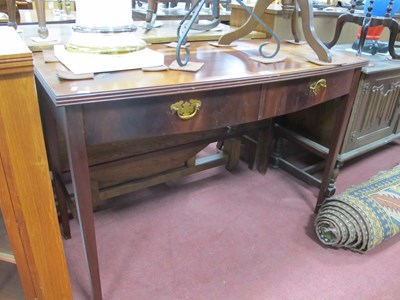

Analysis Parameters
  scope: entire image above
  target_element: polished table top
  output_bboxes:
[34,40,367,106]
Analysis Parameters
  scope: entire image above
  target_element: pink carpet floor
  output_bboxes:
[63,140,400,300]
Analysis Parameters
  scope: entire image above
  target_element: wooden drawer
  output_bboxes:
[260,70,354,119]
[83,85,261,145]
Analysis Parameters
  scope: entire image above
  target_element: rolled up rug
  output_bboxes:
[315,164,400,253]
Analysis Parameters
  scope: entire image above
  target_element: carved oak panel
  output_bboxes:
[343,69,400,152]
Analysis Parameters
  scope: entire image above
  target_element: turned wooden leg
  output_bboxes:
[145,0,158,26]
[271,135,283,169]
[5,0,17,28]
[35,0,49,38]
[324,162,340,198]
[291,2,301,43]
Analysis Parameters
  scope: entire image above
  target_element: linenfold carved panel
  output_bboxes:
[345,77,400,151]
[360,81,400,130]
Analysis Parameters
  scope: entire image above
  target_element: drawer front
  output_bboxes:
[84,85,261,145]
[260,70,354,119]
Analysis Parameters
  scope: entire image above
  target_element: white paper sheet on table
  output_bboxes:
[54,45,164,74]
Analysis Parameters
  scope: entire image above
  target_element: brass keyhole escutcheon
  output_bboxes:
[310,79,327,96]
[170,99,202,120]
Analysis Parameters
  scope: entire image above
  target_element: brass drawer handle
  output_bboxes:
[310,79,327,96]
[170,99,202,120]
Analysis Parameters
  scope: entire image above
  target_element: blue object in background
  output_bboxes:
[364,0,400,16]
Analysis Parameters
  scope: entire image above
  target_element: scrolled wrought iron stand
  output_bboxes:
[176,0,333,66]
[176,0,222,65]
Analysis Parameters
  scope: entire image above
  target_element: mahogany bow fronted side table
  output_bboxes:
[33,40,367,300]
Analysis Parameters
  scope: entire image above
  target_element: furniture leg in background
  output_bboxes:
[5,0,48,37]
